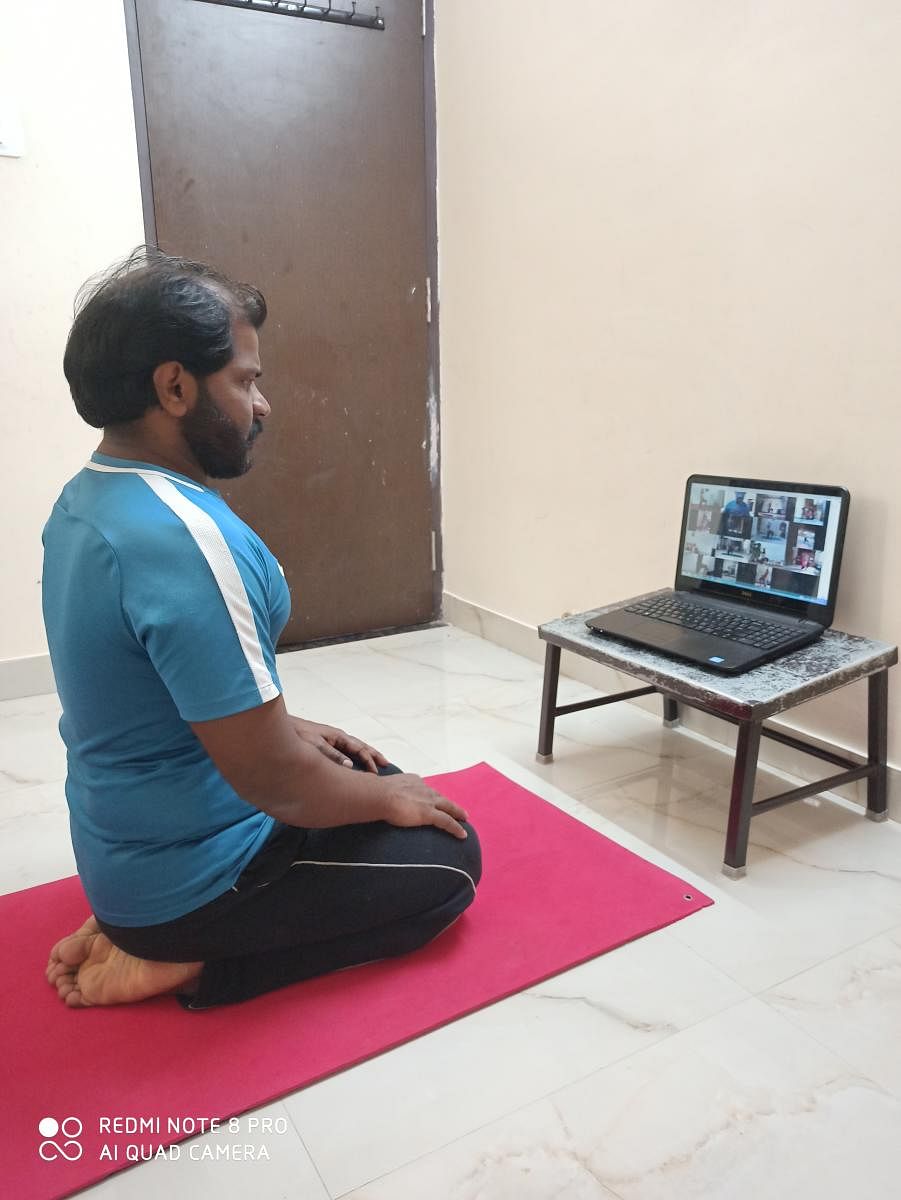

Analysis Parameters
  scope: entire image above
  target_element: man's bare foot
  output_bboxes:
[47,914,101,986]
[46,915,202,1008]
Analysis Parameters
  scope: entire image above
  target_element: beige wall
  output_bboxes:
[436,0,901,762]
[1,0,899,769]
[0,0,143,663]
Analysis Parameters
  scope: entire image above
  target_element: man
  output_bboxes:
[722,491,752,518]
[43,248,481,1010]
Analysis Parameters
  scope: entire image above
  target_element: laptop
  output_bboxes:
[586,474,850,674]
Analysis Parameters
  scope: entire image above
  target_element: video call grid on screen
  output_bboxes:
[680,484,843,605]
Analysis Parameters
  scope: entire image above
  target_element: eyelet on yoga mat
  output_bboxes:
[683,893,694,901]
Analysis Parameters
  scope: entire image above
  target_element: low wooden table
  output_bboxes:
[537,590,897,876]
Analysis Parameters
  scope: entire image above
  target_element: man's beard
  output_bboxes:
[182,381,263,479]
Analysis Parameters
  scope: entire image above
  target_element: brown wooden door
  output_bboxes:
[130,0,437,644]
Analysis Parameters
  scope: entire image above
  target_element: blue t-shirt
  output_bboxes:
[41,453,292,926]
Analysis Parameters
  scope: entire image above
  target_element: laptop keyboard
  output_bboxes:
[624,597,802,650]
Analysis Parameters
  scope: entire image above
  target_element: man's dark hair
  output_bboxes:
[63,246,267,428]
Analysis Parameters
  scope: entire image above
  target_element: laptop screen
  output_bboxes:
[679,481,847,608]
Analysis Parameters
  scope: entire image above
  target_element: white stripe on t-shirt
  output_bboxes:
[85,460,205,491]
[86,462,279,705]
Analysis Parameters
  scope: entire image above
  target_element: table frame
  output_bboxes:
[536,641,890,877]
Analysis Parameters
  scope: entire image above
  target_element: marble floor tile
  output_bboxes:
[277,655,447,775]
[763,923,901,1100]
[569,758,901,992]
[548,997,901,1200]
[0,776,67,825]
[371,692,690,789]
[0,780,76,893]
[284,930,747,1196]
[346,999,901,1200]
[296,627,544,720]
[0,691,66,793]
[345,1098,620,1200]
[313,629,729,797]
[361,732,444,778]
[276,659,395,746]
[459,750,719,900]
[7,624,901,1200]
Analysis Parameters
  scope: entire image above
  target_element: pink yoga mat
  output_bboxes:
[4,762,711,1200]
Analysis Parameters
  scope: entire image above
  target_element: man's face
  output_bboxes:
[182,322,269,479]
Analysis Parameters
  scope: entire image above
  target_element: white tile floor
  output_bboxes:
[6,624,901,1199]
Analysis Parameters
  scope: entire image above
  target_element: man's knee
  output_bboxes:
[457,821,482,891]
[425,821,481,914]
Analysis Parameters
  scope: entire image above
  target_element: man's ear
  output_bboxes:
[152,361,197,416]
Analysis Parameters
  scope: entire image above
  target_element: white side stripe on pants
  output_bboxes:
[288,858,477,895]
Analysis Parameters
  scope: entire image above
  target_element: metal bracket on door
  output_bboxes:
[190,0,385,30]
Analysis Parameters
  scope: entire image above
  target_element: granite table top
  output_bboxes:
[539,590,898,722]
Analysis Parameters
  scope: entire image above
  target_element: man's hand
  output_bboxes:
[381,774,469,839]
[192,697,464,834]
[290,717,389,773]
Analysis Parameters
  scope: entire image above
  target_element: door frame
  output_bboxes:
[121,0,444,628]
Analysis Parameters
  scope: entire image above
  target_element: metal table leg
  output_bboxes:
[536,643,561,763]
[663,696,680,727]
[866,669,889,822]
[723,720,762,878]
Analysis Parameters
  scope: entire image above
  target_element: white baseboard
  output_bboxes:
[0,653,56,701]
[443,591,901,823]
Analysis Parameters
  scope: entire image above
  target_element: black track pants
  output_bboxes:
[97,763,482,1008]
